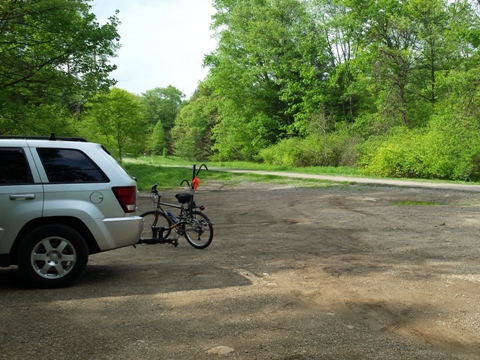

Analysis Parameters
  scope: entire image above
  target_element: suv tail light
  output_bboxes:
[112,186,137,213]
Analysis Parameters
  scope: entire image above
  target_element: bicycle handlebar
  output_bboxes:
[180,179,190,187]
[196,163,208,176]
[151,164,208,195]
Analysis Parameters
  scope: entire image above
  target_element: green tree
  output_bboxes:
[355,0,421,127]
[151,120,166,155]
[80,88,145,161]
[0,0,120,134]
[203,0,480,179]
[171,83,217,161]
[141,86,185,154]
[281,0,359,133]
[206,0,315,160]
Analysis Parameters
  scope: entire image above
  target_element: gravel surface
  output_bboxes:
[1,180,480,359]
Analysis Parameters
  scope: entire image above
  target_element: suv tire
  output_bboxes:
[17,225,89,288]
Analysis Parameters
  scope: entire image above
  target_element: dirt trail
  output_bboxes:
[211,168,480,192]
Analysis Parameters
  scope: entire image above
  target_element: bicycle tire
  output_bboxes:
[140,210,172,241]
[182,210,213,249]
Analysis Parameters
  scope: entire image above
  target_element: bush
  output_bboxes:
[360,116,480,181]
[359,127,421,178]
[258,137,305,166]
[258,126,359,167]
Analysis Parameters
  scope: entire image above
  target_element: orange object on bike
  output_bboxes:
[192,177,200,190]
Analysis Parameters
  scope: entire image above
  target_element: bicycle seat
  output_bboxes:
[175,193,192,204]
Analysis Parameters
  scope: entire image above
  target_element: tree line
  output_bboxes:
[2,0,480,180]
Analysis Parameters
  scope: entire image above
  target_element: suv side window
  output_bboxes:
[37,148,109,183]
[0,147,33,185]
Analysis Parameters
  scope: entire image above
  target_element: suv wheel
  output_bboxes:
[17,225,89,288]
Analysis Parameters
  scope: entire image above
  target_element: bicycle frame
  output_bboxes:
[159,200,182,211]
[137,164,213,249]
[137,190,180,246]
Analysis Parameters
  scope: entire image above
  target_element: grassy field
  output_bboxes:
[127,155,360,174]
[123,155,478,192]
[123,156,357,191]
[124,162,344,192]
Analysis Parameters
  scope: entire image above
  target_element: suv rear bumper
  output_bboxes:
[89,216,144,250]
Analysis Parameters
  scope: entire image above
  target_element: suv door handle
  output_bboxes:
[9,194,36,200]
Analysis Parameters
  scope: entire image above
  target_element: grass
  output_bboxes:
[124,155,361,191]
[124,162,338,192]
[126,155,361,176]
[124,155,480,191]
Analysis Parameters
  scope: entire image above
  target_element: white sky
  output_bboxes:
[90,0,217,98]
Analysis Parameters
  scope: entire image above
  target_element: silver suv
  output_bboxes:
[0,135,143,288]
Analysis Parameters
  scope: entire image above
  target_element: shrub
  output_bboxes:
[259,126,359,167]
[360,116,480,181]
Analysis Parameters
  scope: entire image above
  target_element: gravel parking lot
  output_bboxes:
[1,180,480,359]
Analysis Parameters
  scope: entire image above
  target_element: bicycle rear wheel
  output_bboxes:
[183,210,213,249]
[140,210,172,241]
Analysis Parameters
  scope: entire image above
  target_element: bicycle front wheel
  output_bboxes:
[140,211,172,241]
[183,211,213,249]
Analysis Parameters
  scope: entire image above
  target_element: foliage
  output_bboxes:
[170,83,217,161]
[259,122,358,167]
[360,117,480,181]
[7,0,480,182]
[0,0,120,134]
[150,120,166,155]
[195,0,480,181]
[141,86,185,154]
[0,103,77,136]
[206,0,314,159]
[79,88,145,161]
[359,127,424,178]
[359,16,480,183]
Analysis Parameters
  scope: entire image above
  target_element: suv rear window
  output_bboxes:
[37,148,109,183]
[0,147,33,184]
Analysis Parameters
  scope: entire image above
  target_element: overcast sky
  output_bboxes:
[90,0,217,98]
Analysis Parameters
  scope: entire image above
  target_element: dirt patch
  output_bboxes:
[1,181,480,359]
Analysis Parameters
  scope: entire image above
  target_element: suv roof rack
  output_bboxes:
[0,133,87,142]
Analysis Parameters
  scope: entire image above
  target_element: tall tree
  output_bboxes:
[0,0,120,134]
[171,82,218,161]
[80,88,145,161]
[356,0,419,127]
[141,86,185,130]
[150,120,166,155]
[206,0,315,160]
[141,86,185,154]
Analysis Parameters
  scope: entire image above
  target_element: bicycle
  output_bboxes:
[138,164,213,249]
